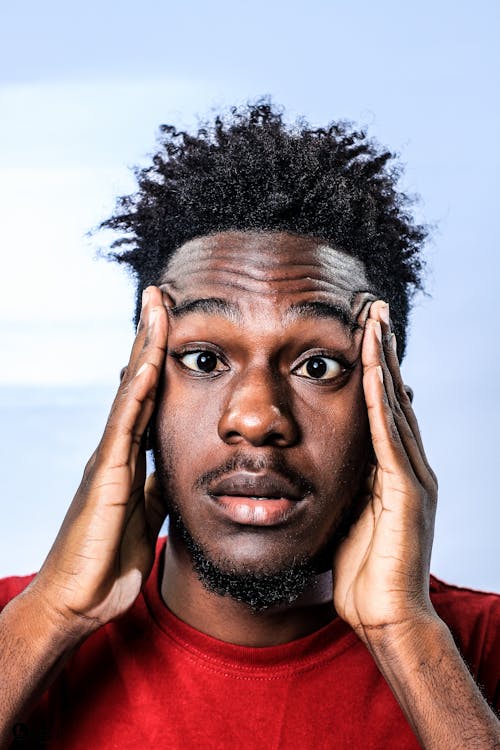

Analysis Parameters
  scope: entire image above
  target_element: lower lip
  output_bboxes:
[210,495,301,526]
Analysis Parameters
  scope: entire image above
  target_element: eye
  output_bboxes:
[178,350,227,374]
[294,356,343,380]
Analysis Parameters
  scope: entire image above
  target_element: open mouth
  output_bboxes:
[207,472,309,526]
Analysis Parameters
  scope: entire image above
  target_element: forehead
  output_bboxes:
[161,231,371,307]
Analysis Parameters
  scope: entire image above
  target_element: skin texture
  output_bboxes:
[0,230,498,749]
[155,232,376,628]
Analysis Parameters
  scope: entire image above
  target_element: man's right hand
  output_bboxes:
[27,285,168,642]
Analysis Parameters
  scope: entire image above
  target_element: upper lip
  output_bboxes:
[208,472,307,501]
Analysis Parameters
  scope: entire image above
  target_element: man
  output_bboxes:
[0,103,498,749]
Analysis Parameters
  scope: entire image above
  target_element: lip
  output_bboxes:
[207,472,309,527]
[208,471,306,501]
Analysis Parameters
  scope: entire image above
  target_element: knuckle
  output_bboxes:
[363,362,381,378]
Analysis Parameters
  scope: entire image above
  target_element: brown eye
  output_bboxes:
[294,356,343,380]
[179,351,227,373]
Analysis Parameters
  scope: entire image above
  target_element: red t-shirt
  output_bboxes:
[2,539,499,749]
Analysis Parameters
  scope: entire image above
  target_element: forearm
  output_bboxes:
[365,614,500,749]
[0,585,80,749]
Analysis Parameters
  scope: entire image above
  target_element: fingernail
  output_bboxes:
[162,290,175,309]
[142,288,150,306]
[373,320,382,342]
[379,302,389,326]
[376,365,384,383]
[391,333,398,354]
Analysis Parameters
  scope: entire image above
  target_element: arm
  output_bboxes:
[0,287,168,749]
[333,300,500,749]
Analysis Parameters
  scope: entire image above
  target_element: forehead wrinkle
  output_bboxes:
[164,268,365,291]
[166,262,346,284]
[169,297,242,322]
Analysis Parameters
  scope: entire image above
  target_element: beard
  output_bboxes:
[152,442,365,613]
[167,507,324,612]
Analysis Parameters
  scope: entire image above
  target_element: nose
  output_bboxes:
[218,367,299,447]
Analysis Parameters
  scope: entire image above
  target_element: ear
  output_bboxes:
[404,384,414,403]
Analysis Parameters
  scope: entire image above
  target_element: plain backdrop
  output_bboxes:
[0,0,498,589]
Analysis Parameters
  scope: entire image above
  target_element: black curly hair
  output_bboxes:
[102,101,427,357]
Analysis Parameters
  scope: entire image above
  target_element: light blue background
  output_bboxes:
[0,1,498,589]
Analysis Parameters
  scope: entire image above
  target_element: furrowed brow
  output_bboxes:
[169,297,241,321]
[286,301,357,331]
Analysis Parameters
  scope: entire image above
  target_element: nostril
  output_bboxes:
[217,381,300,447]
[224,430,241,443]
[264,432,289,447]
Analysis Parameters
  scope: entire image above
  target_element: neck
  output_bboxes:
[161,537,336,647]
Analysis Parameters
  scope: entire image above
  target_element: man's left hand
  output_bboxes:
[333,300,439,643]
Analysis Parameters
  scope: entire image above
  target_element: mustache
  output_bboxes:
[194,452,315,496]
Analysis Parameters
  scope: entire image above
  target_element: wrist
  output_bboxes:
[359,609,500,748]
[361,608,449,660]
[362,610,455,687]
[21,577,97,649]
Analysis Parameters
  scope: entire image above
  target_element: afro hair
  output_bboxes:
[102,101,427,357]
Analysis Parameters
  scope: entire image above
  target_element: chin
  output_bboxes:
[169,511,337,612]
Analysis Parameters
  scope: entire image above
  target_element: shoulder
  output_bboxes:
[0,572,36,610]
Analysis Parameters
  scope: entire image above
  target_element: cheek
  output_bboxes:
[294,373,370,486]
[154,370,223,468]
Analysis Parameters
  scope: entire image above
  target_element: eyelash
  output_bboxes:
[170,347,354,383]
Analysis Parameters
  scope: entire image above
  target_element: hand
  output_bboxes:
[333,300,439,643]
[29,286,168,641]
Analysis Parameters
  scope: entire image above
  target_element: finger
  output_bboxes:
[160,288,175,310]
[126,287,167,378]
[363,318,425,486]
[123,288,154,375]
[356,297,376,328]
[362,309,433,487]
[120,286,167,386]
[350,296,377,355]
[98,287,168,472]
[117,449,148,528]
[369,302,436,486]
[364,302,400,410]
[371,302,422,443]
[362,324,415,481]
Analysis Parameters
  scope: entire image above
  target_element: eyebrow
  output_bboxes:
[169,297,242,321]
[285,301,357,330]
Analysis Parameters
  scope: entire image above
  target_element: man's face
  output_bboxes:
[154,231,374,596]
